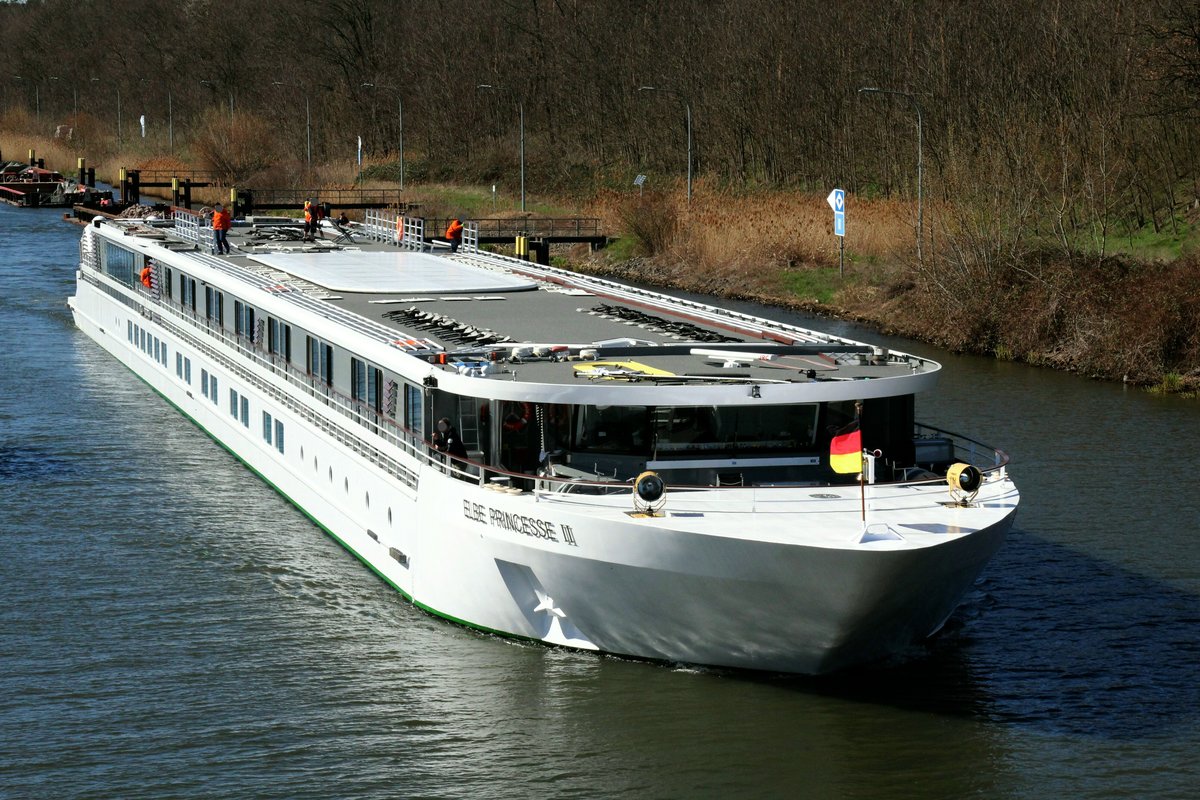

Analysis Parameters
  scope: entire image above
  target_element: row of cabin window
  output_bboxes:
[106,242,423,434]
[137,307,287,455]
[128,320,169,369]
[230,387,285,454]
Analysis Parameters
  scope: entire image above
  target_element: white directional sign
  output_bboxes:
[827,188,846,238]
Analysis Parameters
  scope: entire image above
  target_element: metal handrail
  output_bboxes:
[172,208,211,252]
[913,422,1009,472]
[427,217,603,238]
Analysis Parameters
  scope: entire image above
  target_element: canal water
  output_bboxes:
[2,201,1197,799]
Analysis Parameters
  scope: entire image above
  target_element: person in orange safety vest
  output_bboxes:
[139,263,153,289]
[445,218,464,252]
[212,202,232,254]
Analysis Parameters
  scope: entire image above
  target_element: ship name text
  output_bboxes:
[462,500,577,545]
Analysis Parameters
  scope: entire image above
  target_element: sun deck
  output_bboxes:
[177,215,936,389]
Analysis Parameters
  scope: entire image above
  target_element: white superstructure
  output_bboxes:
[69,211,1018,674]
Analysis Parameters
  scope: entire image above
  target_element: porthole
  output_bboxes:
[344,477,349,494]
[365,491,370,509]
[300,446,305,460]
[329,466,333,483]
[387,507,393,525]
[313,456,318,472]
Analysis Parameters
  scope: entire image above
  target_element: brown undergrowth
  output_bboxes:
[580,188,1199,393]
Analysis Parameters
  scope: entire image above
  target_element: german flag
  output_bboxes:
[829,423,862,474]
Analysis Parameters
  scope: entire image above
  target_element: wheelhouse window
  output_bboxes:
[307,336,333,385]
[163,267,173,299]
[570,404,820,456]
[650,405,819,454]
[574,406,650,454]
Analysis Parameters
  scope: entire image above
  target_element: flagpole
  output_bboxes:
[857,401,865,523]
[860,455,866,523]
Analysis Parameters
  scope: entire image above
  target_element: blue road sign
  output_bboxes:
[827,188,846,237]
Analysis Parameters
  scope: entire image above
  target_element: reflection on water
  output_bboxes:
[1,204,1197,799]
[789,532,1200,741]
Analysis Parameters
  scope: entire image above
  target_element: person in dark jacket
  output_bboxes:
[432,417,468,460]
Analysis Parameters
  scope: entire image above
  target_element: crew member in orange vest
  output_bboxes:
[445,218,464,252]
[303,198,318,241]
[212,202,232,254]
[139,262,153,289]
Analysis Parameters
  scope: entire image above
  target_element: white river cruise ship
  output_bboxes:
[69,209,1019,674]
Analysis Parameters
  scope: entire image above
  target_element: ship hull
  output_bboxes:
[71,271,1015,675]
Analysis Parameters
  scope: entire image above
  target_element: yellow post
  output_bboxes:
[77,157,85,170]
[515,235,528,259]
[28,148,35,166]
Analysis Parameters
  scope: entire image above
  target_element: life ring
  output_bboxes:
[503,402,533,432]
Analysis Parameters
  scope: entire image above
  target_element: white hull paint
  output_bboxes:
[71,270,1016,674]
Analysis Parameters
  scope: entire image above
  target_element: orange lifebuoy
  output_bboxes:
[503,402,533,432]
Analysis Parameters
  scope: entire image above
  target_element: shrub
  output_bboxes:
[616,192,678,257]
[191,107,280,185]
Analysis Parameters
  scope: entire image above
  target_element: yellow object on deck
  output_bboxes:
[574,360,675,378]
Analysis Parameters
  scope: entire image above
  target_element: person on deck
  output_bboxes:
[303,197,317,240]
[432,417,469,460]
[445,218,464,252]
[212,202,232,255]
[139,262,153,289]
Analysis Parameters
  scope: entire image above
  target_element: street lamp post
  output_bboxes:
[637,85,692,204]
[12,76,40,126]
[48,74,65,121]
[92,77,120,144]
[49,75,79,123]
[201,80,234,126]
[361,83,404,191]
[138,78,172,150]
[476,84,524,212]
[858,86,923,265]
[48,75,74,122]
[272,81,311,171]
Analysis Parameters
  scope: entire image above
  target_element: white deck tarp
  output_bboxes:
[247,250,537,294]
